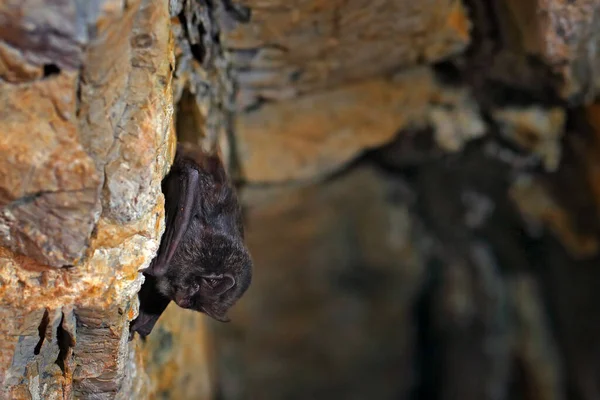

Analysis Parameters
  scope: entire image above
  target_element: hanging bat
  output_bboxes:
[129,142,252,339]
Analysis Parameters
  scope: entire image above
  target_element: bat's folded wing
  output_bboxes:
[148,161,199,277]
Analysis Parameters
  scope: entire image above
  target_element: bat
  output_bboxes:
[129,142,252,339]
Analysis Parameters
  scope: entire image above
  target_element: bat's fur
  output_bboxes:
[130,143,252,339]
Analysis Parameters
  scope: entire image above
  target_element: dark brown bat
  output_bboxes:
[129,143,252,339]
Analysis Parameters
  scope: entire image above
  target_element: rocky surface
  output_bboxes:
[140,304,213,400]
[0,0,176,398]
[0,73,101,267]
[235,69,437,182]
[227,0,471,182]
[226,0,470,101]
[4,0,600,399]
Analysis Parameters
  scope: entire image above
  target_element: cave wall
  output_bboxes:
[0,0,178,398]
[2,0,600,399]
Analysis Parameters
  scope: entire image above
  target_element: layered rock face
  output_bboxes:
[0,0,177,398]
[3,0,600,399]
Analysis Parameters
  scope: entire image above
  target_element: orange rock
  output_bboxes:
[236,68,436,182]
[0,72,101,267]
[0,0,176,397]
[139,305,214,399]
[521,0,600,101]
[510,175,598,258]
[227,0,470,96]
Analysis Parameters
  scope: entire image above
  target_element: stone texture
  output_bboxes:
[226,0,470,104]
[492,106,566,171]
[536,0,600,102]
[235,67,492,182]
[510,174,598,258]
[0,0,87,82]
[0,0,176,398]
[140,305,213,399]
[476,0,600,103]
[0,73,101,267]
[78,0,176,224]
[235,68,437,182]
[0,0,175,266]
[0,0,111,268]
[168,0,239,173]
[169,0,474,184]
[427,85,486,152]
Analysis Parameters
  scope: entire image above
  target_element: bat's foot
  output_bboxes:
[128,326,149,342]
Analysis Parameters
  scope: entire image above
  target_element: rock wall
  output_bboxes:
[2,0,600,399]
[0,0,176,398]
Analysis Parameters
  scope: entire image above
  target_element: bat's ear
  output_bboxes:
[202,155,227,183]
[201,305,231,322]
[201,273,236,297]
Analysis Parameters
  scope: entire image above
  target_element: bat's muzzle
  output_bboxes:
[174,293,193,309]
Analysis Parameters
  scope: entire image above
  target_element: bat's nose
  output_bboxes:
[174,293,192,309]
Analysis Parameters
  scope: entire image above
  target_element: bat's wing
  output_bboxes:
[129,274,171,340]
[147,159,199,277]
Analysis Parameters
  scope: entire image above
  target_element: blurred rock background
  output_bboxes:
[2,0,600,399]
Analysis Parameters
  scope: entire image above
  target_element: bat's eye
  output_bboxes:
[191,282,200,293]
[199,274,236,297]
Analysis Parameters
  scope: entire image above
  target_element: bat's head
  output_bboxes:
[157,231,252,322]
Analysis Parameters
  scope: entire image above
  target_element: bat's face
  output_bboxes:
[156,231,252,322]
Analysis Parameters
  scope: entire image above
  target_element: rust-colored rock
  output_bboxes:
[498,0,600,102]
[235,68,436,182]
[0,73,101,267]
[492,106,565,171]
[0,0,104,268]
[78,0,176,224]
[428,85,486,152]
[0,0,86,83]
[226,0,470,102]
[140,305,214,399]
[0,0,177,398]
[536,0,600,102]
[510,175,598,258]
